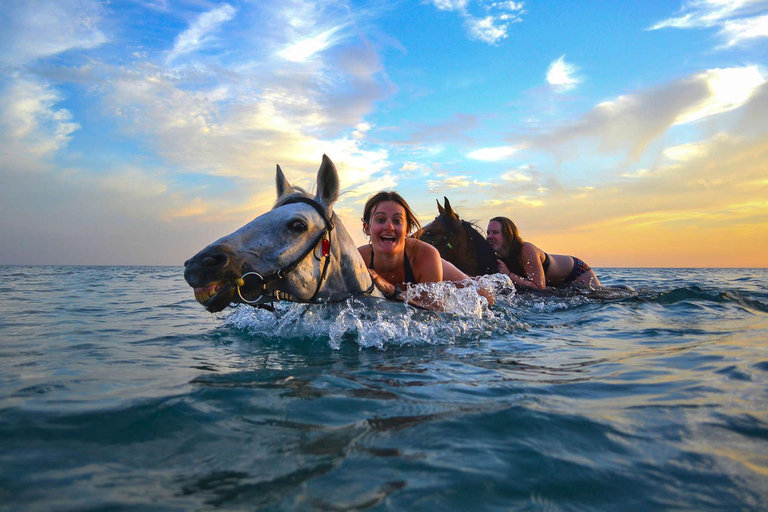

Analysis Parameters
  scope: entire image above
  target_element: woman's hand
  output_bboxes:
[368,269,400,299]
[497,258,511,276]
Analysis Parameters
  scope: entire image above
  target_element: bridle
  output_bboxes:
[429,215,459,251]
[235,196,374,308]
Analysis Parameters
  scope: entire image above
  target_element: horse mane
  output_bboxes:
[459,219,498,275]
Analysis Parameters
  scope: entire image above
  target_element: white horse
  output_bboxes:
[184,155,383,312]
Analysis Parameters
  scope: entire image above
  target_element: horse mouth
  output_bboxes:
[193,281,236,312]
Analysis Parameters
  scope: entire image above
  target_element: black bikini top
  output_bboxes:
[369,248,416,284]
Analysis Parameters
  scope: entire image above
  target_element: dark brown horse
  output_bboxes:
[420,197,498,277]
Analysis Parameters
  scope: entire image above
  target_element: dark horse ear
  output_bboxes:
[276,164,291,198]
[437,199,445,215]
[443,196,456,218]
[315,154,339,208]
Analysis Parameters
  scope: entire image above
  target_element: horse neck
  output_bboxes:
[462,221,498,275]
[320,215,378,299]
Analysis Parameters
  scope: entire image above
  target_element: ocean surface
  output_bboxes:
[1,266,767,511]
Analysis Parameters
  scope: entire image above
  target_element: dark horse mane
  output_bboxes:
[421,197,499,276]
[457,219,498,275]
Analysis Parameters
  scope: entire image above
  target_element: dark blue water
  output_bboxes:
[1,266,767,511]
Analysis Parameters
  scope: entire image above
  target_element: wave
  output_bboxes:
[623,285,768,313]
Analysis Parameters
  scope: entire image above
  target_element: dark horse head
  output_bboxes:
[420,197,498,276]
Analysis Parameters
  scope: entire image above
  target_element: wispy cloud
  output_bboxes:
[427,0,525,44]
[675,66,765,124]
[663,139,712,161]
[0,74,80,162]
[277,24,349,62]
[546,55,580,91]
[501,169,534,182]
[0,0,106,66]
[720,13,768,46]
[427,174,493,190]
[650,0,768,47]
[166,4,237,65]
[524,66,766,160]
[467,145,521,161]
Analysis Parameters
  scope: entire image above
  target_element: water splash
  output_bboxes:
[223,275,520,349]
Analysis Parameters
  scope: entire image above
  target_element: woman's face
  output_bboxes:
[486,221,504,253]
[365,201,407,255]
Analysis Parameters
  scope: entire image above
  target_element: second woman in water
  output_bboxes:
[487,216,600,289]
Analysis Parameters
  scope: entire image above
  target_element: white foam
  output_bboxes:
[223,275,519,349]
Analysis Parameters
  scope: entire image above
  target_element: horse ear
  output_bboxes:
[437,199,445,215]
[443,196,456,218]
[276,164,291,198]
[315,154,339,207]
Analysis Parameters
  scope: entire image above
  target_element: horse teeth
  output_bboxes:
[194,282,222,304]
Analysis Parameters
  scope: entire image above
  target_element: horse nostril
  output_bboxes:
[202,252,229,268]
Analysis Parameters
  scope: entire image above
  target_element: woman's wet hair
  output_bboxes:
[490,216,525,276]
[362,191,422,239]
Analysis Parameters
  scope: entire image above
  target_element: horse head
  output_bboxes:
[421,197,498,276]
[184,155,379,312]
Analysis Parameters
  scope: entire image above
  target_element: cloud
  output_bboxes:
[166,4,237,65]
[426,0,525,45]
[546,55,580,91]
[427,175,493,191]
[675,66,765,124]
[467,145,521,161]
[0,0,106,66]
[400,161,429,173]
[525,66,766,160]
[720,13,768,46]
[432,0,470,10]
[466,87,768,266]
[500,170,534,182]
[663,140,713,162]
[0,74,80,164]
[650,0,768,47]
[0,0,400,265]
[277,24,350,62]
[102,61,389,185]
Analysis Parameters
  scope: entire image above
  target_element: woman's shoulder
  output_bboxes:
[407,238,442,282]
[521,241,540,254]
[406,238,440,260]
[357,244,372,258]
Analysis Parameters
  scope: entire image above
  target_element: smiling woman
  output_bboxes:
[358,191,469,308]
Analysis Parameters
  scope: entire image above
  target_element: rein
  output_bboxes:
[235,196,374,307]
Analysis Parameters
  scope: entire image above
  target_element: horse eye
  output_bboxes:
[288,220,307,232]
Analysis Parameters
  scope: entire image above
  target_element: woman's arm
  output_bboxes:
[411,240,443,283]
[497,243,546,290]
[441,258,468,281]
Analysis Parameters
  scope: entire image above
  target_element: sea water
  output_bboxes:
[0,266,767,510]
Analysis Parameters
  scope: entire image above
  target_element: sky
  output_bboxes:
[1,0,767,267]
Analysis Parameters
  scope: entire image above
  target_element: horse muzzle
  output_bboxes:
[184,245,247,312]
